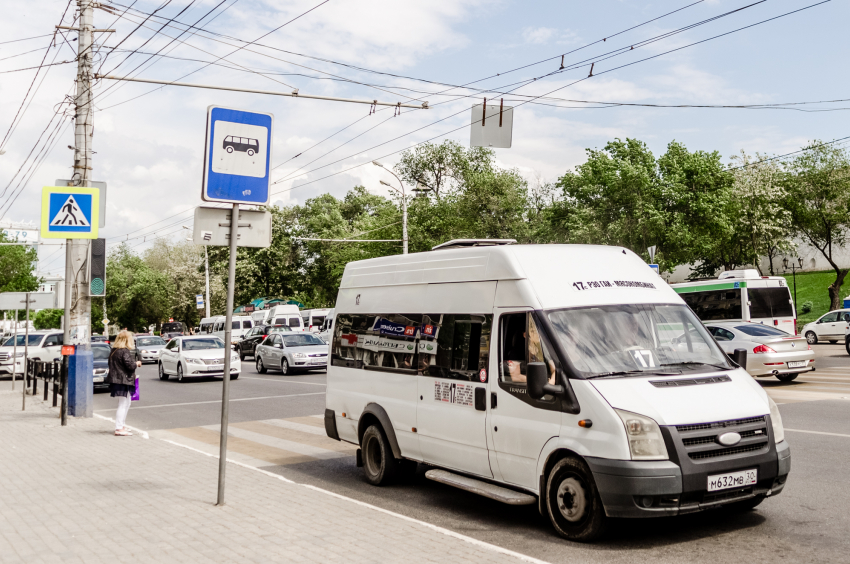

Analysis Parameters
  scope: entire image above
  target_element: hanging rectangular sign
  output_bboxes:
[202,106,273,205]
[40,186,99,239]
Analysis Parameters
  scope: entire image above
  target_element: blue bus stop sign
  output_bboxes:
[202,106,273,205]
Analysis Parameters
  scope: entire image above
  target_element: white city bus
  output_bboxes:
[671,270,797,335]
[323,242,789,541]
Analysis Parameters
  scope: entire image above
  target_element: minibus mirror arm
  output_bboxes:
[528,362,564,400]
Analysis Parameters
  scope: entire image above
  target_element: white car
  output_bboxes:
[0,331,64,376]
[802,309,850,344]
[158,335,241,383]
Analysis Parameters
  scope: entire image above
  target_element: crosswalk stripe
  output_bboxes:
[203,423,351,460]
[159,427,315,466]
[261,418,329,436]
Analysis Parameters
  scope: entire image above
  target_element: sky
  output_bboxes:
[0,0,848,278]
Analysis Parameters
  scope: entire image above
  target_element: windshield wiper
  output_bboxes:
[588,369,675,379]
[660,361,729,370]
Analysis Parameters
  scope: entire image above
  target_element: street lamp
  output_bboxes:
[372,160,408,254]
[184,226,211,318]
[782,257,804,313]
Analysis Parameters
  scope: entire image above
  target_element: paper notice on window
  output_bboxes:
[434,381,474,408]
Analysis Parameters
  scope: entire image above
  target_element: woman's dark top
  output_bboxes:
[107,347,137,397]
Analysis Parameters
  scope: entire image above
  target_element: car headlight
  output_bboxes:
[768,396,785,443]
[13,351,25,357]
[615,409,669,461]
[231,354,239,362]
[141,349,149,354]
[292,352,306,358]
[186,357,203,364]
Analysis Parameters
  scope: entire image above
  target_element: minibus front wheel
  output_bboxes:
[361,424,398,486]
[545,457,607,542]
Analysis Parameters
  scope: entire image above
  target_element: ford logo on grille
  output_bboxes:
[717,432,742,446]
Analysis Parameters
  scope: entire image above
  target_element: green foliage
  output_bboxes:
[33,308,62,330]
[105,244,171,332]
[781,142,850,310]
[782,270,844,326]
[800,300,813,314]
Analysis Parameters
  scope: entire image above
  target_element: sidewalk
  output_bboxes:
[0,390,544,564]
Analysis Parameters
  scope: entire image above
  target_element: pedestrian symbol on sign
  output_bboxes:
[50,195,90,227]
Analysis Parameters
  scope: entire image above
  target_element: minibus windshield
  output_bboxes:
[547,304,732,378]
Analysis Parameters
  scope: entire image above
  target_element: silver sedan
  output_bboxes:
[705,321,815,381]
[135,336,167,364]
[255,332,328,375]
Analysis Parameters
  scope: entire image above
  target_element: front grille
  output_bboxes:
[689,442,768,460]
[682,428,767,447]
[676,416,765,433]
[0,353,8,361]
[202,358,223,365]
[308,353,328,358]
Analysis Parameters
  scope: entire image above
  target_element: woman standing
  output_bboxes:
[107,330,142,436]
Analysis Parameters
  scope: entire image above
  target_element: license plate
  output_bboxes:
[707,468,758,492]
[93,377,104,383]
[787,360,808,368]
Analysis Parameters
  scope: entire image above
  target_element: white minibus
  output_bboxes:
[671,270,797,335]
[324,241,790,541]
[301,308,332,332]
[251,305,304,331]
[212,315,254,344]
[199,316,216,334]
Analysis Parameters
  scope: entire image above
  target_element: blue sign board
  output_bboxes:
[648,263,659,274]
[40,186,99,239]
[202,106,273,205]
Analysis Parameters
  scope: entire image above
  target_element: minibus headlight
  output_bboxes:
[768,396,785,443]
[615,409,669,461]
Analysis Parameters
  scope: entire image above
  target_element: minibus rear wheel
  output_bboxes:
[361,424,398,486]
[545,457,607,542]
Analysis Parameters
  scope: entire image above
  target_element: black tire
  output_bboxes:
[361,424,398,486]
[256,356,267,374]
[230,373,239,380]
[239,350,246,361]
[247,149,255,156]
[545,457,607,542]
[158,363,168,381]
[726,495,766,512]
[226,146,233,153]
[806,332,817,345]
[846,338,850,356]
[281,359,290,375]
[776,373,799,382]
[177,363,185,383]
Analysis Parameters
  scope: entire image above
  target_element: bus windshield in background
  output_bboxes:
[749,288,794,318]
[680,289,742,321]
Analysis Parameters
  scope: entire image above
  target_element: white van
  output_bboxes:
[316,308,335,342]
[199,316,216,334]
[212,315,254,344]
[301,308,332,332]
[257,305,304,331]
[324,241,790,541]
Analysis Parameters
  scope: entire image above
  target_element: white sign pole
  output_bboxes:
[217,203,239,506]
[22,294,28,411]
[12,310,17,391]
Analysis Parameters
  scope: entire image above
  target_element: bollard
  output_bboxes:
[43,363,49,401]
[60,357,68,426]
[52,362,59,407]
[32,363,38,397]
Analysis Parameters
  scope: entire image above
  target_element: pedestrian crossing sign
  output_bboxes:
[41,186,99,239]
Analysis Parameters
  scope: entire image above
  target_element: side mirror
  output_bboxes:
[274,343,282,349]
[527,362,564,400]
[731,348,748,370]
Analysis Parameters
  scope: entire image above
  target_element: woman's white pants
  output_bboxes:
[115,395,131,430]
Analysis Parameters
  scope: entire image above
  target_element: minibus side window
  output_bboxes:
[681,289,742,321]
[499,313,556,386]
[422,314,491,381]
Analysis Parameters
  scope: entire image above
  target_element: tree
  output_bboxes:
[728,151,793,275]
[105,244,171,332]
[33,309,62,330]
[395,140,495,199]
[782,141,850,310]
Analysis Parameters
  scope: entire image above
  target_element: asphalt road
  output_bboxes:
[86,348,850,563]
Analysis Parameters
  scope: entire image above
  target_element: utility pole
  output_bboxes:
[63,0,94,411]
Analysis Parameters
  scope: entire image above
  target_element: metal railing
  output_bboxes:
[25,359,67,423]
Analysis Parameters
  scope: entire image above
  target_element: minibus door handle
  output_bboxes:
[474,387,486,411]
[490,392,497,409]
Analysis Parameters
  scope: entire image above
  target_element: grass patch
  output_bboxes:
[780,269,847,325]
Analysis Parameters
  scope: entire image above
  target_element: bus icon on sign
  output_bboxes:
[223,136,259,156]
